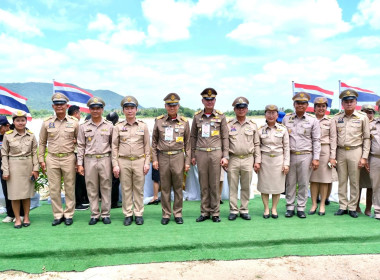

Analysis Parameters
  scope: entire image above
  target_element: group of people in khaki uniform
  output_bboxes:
[2,87,380,229]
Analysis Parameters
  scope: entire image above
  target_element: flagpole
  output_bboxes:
[292,80,295,95]
[338,80,341,111]
[52,79,55,96]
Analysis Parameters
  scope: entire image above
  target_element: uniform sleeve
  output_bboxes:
[76,124,86,166]
[253,124,261,164]
[190,116,198,159]
[32,135,39,172]
[38,121,47,162]
[1,135,10,176]
[312,118,321,160]
[111,125,120,167]
[362,116,371,159]
[143,123,151,166]
[220,115,229,158]
[329,119,337,159]
[283,128,290,166]
[184,120,191,165]
[151,120,159,162]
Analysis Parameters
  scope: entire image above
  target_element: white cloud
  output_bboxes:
[88,13,115,32]
[352,0,380,29]
[0,9,43,37]
[357,36,380,48]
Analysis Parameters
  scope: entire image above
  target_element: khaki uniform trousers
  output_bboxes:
[46,153,76,219]
[369,156,380,219]
[84,156,112,219]
[119,157,145,217]
[337,147,362,211]
[158,152,184,218]
[195,149,222,217]
[286,153,312,211]
[227,156,253,214]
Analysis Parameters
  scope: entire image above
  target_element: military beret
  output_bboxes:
[313,96,328,105]
[265,104,278,112]
[339,89,358,100]
[12,110,27,119]
[361,104,375,112]
[87,97,105,108]
[201,88,217,100]
[164,93,180,106]
[52,93,69,104]
[121,96,138,107]
[232,97,249,108]
[293,92,310,102]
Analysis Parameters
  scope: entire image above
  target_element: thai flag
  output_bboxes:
[340,82,379,110]
[0,85,32,121]
[53,81,93,113]
[293,82,334,115]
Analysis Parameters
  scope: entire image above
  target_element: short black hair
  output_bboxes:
[68,105,80,116]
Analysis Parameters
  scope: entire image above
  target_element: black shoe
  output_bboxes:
[240,213,251,220]
[285,210,295,218]
[325,199,330,206]
[263,214,270,219]
[52,217,64,226]
[148,199,159,205]
[318,212,325,216]
[22,222,31,227]
[75,204,89,211]
[124,216,133,226]
[14,224,22,229]
[220,200,224,204]
[334,209,348,216]
[161,218,170,225]
[196,215,210,222]
[212,216,221,222]
[228,213,237,221]
[376,217,380,221]
[89,218,99,225]
[111,204,122,209]
[64,218,73,226]
[175,217,183,224]
[135,216,144,225]
[297,211,306,218]
[308,209,317,215]
[271,214,279,219]
[102,217,111,224]
[348,210,358,218]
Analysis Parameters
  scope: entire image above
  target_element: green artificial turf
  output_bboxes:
[0,197,379,273]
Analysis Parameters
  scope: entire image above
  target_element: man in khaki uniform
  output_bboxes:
[282,92,320,218]
[39,93,79,226]
[191,88,229,223]
[112,96,150,226]
[369,99,380,220]
[227,97,261,221]
[77,97,113,225]
[333,90,370,218]
[152,93,191,225]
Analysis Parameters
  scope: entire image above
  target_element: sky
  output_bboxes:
[1,0,380,111]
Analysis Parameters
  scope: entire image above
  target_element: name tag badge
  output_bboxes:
[211,130,220,136]
[202,123,210,138]
[165,127,174,141]
[176,137,183,143]
[338,118,344,123]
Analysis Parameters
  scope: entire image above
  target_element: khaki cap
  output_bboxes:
[12,110,27,119]
[201,88,217,100]
[164,93,180,105]
[87,96,105,108]
[52,93,69,104]
[121,96,138,107]
[339,89,358,100]
[232,97,249,108]
[292,92,310,102]
[265,104,278,112]
[361,104,375,112]
[313,96,328,105]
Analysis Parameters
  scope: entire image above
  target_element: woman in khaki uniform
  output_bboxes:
[1,111,39,228]
[257,105,290,219]
[309,97,337,216]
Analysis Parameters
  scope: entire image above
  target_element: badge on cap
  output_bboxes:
[171,94,175,101]
[94,98,98,103]
[300,93,304,98]
[347,91,350,95]
[269,105,275,110]
[127,97,132,102]
[56,93,62,99]
[208,89,212,96]
[16,110,23,116]
[239,98,243,103]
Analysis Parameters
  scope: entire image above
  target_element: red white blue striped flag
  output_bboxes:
[293,82,334,115]
[340,82,379,110]
[53,81,93,113]
[0,85,32,120]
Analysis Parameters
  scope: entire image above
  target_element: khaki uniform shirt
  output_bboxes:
[282,112,321,160]
[332,110,370,159]
[227,118,261,164]
[258,123,290,166]
[112,119,150,167]
[319,116,337,159]
[77,118,114,166]
[38,115,79,162]
[152,114,191,165]
[1,130,39,176]
[190,109,229,159]
[370,118,380,156]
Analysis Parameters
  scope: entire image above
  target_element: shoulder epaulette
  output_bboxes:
[27,129,33,134]
[194,110,202,115]
[334,111,343,116]
[84,119,89,123]
[215,110,224,115]
[137,119,145,123]
[357,111,367,116]
[250,119,256,125]
[306,113,316,118]
[104,119,112,124]
[286,113,292,116]
[116,120,124,125]
[68,115,77,121]
[5,130,13,134]
[180,116,187,122]
[277,123,286,128]
[156,114,165,120]
[44,116,54,121]
[228,118,234,123]
[259,125,265,129]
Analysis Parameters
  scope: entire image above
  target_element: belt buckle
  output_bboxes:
[295,152,301,155]
[57,153,64,158]
[206,148,212,152]
[238,155,244,159]
[270,154,275,158]
[96,155,101,159]
[345,147,350,150]
[168,151,173,155]
[130,156,136,161]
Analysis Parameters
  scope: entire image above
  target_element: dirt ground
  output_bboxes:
[1,255,380,280]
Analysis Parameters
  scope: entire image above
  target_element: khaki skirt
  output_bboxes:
[310,144,332,183]
[7,157,35,200]
[257,153,285,194]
